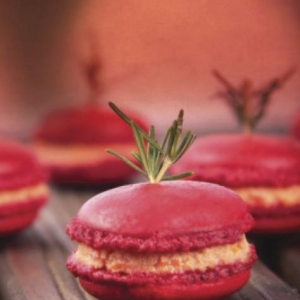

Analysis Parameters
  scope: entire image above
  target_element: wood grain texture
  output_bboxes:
[277,232,300,293]
[0,187,299,300]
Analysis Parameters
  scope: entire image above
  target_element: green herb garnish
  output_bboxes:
[106,102,196,183]
[213,68,296,133]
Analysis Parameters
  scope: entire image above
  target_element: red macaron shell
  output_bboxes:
[252,215,300,234]
[33,105,147,145]
[67,181,254,252]
[170,134,300,188]
[0,140,47,191]
[79,271,250,300]
[0,196,47,235]
[0,212,39,235]
[0,196,47,217]
[248,203,300,233]
[292,113,300,140]
[0,196,46,235]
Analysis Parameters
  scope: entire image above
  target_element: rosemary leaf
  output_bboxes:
[109,102,132,126]
[109,102,162,151]
[131,151,142,164]
[162,171,194,181]
[166,120,178,158]
[177,109,184,127]
[174,134,196,162]
[172,110,184,153]
[161,128,171,152]
[175,131,193,157]
[147,126,156,158]
[106,149,147,177]
[131,121,150,176]
[142,132,162,153]
[147,126,157,175]
[152,148,162,179]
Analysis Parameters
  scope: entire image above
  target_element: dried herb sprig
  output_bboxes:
[106,102,196,183]
[84,32,103,104]
[213,68,296,133]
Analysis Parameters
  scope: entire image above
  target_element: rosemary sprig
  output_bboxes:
[85,33,102,104]
[106,102,196,183]
[212,68,296,133]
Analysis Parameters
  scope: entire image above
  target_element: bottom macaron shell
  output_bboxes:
[249,205,300,234]
[292,113,300,140]
[79,271,250,300]
[0,211,38,235]
[252,216,300,234]
[0,197,47,235]
[47,159,136,185]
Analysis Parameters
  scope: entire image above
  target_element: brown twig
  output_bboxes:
[84,31,102,104]
[212,68,296,132]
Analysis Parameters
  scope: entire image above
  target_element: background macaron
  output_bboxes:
[66,180,256,300]
[170,134,300,233]
[32,104,148,185]
[0,139,48,235]
[291,112,300,140]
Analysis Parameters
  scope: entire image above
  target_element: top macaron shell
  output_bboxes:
[170,134,300,188]
[0,140,46,191]
[67,181,254,252]
[33,105,147,145]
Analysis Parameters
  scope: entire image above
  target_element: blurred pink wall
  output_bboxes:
[0,0,300,138]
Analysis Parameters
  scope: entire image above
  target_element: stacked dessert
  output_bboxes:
[32,105,147,185]
[171,69,300,233]
[66,103,256,300]
[0,139,48,235]
[32,42,147,186]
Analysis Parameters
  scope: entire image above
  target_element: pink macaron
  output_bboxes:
[67,181,256,300]
[170,134,300,233]
[32,104,148,185]
[292,112,300,140]
[0,139,48,235]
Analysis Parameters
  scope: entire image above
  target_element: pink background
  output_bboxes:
[0,0,299,138]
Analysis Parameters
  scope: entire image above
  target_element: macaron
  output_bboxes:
[0,139,48,235]
[292,112,300,140]
[32,105,147,185]
[66,180,256,300]
[170,134,300,233]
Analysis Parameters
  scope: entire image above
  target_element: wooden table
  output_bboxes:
[0,187,299,300]
[270,232,300,293]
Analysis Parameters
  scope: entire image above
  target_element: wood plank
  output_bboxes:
[250,233,300,293]
[276,233,300,292]
[232,260,300,300]
[0,186,98,300]
[0,187,299,300]
[279,246,300,292]
[0,211,93,300]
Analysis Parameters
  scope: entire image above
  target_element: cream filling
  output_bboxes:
[74,235,250,274]
[234,185,300,208]
[32,142,136,166]
[0,183,48,204]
